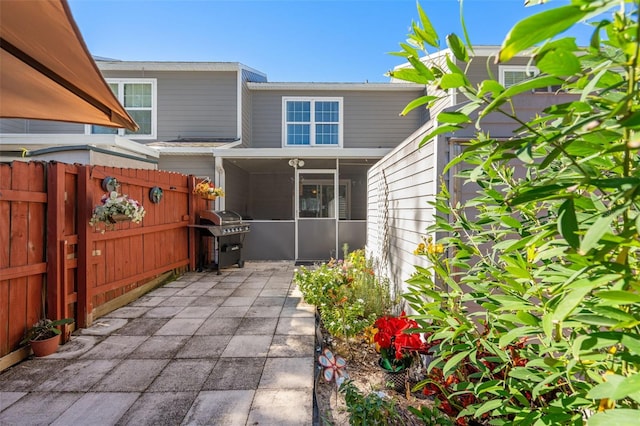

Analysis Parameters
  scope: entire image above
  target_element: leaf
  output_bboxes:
[440,73,467,89]
[417,2,440,47]
[580,214,614,254]
[407,55,436,81]
[388,68,433,84]
[498,326,536,349]
[596,291,640,304]
[510,183,570,205]
[446,33,469,62]
[500,215,522,229]
[478,80,504,98]
[442,350,471,377]
[552,286,592,322]
[481,75,564,119]
[536,48,581,76]
[558,199,580,249]
[572,314,619,327]
[437,112,471,125]
[499,5,588,62]
[587,374,640,400]
[419,125,462,148]
[400,95,439,116]
[619,111,640,129]
[588,409,640,426]
[474,399,503,417]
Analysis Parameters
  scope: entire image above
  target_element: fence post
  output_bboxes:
[76,165,91,327]
[188,175,197,271]
[46,162,64,324]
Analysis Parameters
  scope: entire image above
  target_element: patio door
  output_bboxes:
[295,169,338,262]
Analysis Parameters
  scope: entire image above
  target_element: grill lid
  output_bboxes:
[198,210,243,226]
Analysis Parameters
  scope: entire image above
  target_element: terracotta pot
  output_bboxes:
[30,334,60,357]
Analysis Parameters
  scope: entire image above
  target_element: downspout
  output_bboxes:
[215,155,225,211]
[237,66,243,145]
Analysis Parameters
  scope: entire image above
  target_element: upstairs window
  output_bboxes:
[283,97,342,147]
[499,65,563,93]
[500,65,538,88]
[87,79,157,139]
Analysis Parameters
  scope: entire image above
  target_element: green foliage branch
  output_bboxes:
[393,0,640,425]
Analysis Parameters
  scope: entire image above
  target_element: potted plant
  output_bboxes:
[89,190,146,231]
[372,311,424,391]
[193,178,224,200]
[20,317,74,357]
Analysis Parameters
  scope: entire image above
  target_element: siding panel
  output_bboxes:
[250,89,425,148]
[100,70,239,142]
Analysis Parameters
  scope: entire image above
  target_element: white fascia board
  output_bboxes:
[211,147,393,159]
[247,82,425,91]
[151,141,242,155]
[0,134,159,158]
[96,61,244,72]
[113,136,159,157]
[152,147,216,155]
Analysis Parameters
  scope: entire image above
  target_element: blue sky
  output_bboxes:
[68,0,593,83]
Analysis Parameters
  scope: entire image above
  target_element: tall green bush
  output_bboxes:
[394,1,640,424]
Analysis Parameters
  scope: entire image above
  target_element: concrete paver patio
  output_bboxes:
[0,261,316,426]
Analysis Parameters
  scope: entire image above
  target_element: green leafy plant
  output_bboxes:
[393,0,640,424]
[20,318,74,344]
[294,250,393,341]
[407,404,455,426]
[340,380,404,425]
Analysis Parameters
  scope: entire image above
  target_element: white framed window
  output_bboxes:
[499,65,539,88]
[282,97,343,147]
[85,78,157,139]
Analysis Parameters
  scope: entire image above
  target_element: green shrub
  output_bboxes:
[393,1,640,424]
[294,251,394,340]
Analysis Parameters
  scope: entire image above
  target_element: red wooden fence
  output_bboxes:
[0,161,204,364]
[0,162,47,359]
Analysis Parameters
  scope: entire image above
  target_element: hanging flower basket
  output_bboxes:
[193,178,224,200]
[89,191,146,231]
[107,213,132,223]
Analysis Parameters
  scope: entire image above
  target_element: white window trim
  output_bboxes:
[499,65,539,88]
[85,78,157,140]
[281,97,343,148]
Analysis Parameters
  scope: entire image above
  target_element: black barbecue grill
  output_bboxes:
[191,210,250,274]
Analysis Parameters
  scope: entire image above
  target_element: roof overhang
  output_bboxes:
[96,61,266,78]
[247,82,425,91]
[212,147,393,159]
[0,134,159,158]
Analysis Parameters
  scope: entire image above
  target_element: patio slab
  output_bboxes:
[182,390,254,426]
[0,262,314,425]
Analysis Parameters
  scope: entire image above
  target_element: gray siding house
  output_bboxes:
[367,46,575,298]
[0,59,426,262]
